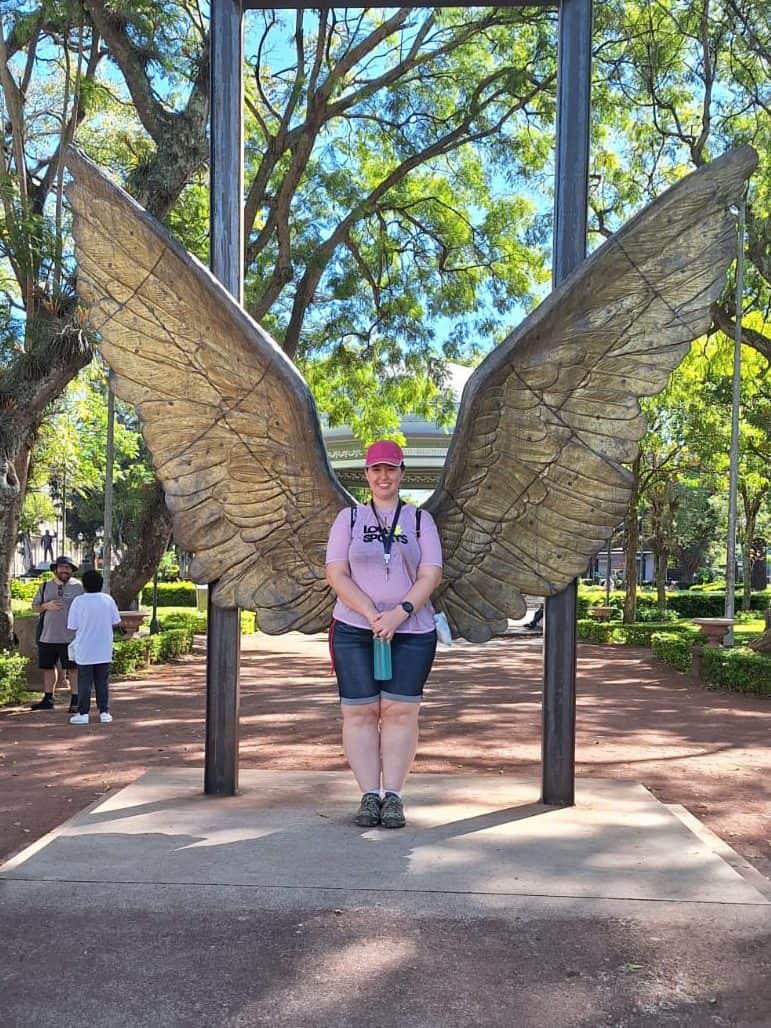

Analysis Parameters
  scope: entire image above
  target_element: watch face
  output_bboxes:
[402,602,414,614]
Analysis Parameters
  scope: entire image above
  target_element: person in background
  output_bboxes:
[325,440,443,829]
[524,603,544,631]
[67,569,123,725]
[40,529,55,563]
[30,556,82,712]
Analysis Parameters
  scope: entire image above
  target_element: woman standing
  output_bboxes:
[326,440,443,828]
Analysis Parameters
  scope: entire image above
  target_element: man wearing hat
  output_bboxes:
[30,556,83,712]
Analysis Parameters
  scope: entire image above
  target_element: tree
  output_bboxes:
[0,0,211,640]
[672,334,771,609]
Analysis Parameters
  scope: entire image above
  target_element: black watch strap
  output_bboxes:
[401,601,414,615]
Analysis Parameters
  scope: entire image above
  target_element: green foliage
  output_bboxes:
[156,628,194,660]
[651,632,694,673]
[699,647,771,696]
[111,626,195,675]
[576,620,626,645]
[634,606,680,623]
[240,610,257,635]
[577,619,703,648]
[140,582,197,607]
[110,639,150,676]
[624,623,703,648]
[156,550,180,582]
[0,652,28,706]
[10,577,45,602]
[158,611,207,634]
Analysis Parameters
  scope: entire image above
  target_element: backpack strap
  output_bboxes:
[350,505,357,531]
[416,508,422,539]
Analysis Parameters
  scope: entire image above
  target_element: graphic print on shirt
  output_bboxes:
[362,523,409,545]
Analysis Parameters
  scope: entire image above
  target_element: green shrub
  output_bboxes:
[240,610,257,634]
[623,622,703,647]
[159,610,207,633]
[10,577,46,602]
[111,638,151,676]
[699,647,771,696]
[111,626,195,675]
[576,595,591,619]
[139,581,197,607]
[576,620,625,644]
[667,592,726,618]
[157,628,194,660]
[635,606,680,623]
[651,632,694,672]
[0,652,28,705]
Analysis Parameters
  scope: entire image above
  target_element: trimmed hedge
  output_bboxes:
[699,647,771,696]
[576,620,625,644]
[156,610,257,634]
[577,620,702,647]
[666,590,771,618]
[140,581,197,607]
[651,632,694,672]
[0,652,28,705]
[111,626,195,676]
[159,611,208,633]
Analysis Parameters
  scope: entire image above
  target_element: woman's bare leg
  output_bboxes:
[341,701,381,793]
[379,699,420,792]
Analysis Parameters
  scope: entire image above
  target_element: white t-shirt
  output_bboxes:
[67,593,122,665]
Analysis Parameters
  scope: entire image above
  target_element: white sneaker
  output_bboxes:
[69,713,89,725]
[99,712,113,723]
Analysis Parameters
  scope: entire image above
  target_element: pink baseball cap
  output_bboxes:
[365,440,404,467]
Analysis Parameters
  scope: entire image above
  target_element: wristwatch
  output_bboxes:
[401,601,414,615]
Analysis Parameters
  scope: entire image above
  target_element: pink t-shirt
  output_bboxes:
[325,503,442,633]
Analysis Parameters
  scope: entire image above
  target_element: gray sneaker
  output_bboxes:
[380,793,406,829]
[354,792,381,827]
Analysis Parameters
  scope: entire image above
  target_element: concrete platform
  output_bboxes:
[2,771,769,1028]
[2,769,768,906]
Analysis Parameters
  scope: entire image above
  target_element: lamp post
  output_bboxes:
[149,570,160,634]
[724,199,746,646]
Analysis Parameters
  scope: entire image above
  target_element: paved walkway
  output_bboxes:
[1,632,770,1026]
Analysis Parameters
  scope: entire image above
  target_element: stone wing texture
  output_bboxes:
[66,146,756,642]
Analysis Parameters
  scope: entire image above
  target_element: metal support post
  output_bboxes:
[205,0,244,795]
[542,0,593,807]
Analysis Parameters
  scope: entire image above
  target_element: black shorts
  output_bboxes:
[330,620,437,705]
[38,642,76,670]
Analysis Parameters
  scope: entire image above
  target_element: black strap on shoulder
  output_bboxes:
[416,508,422,539]
[350,505,357,530]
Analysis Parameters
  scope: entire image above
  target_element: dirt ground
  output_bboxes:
[1,633,769,881]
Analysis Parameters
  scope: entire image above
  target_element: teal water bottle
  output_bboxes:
[373,637,392,680]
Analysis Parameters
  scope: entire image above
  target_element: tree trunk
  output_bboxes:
[742,510,756,612]
[655,547,668,610]
[0,318,91,647]
[109,482,173,610]
[623,466,640,624]
[749,609,771,654]
[750,538,768,590]
[0,458,22,648]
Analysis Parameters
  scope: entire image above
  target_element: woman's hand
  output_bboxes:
[372,607,409,642]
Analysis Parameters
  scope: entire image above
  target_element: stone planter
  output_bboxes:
[119,611,149,639]
[692,617,734,647]
[588,606,614,622]
[13,615,44,686]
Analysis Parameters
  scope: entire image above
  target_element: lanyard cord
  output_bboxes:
[370,498,404,564]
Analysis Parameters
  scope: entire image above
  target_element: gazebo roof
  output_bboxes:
[323,364,473,490]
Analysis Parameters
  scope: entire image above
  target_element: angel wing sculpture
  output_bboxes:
[64,145,757,642]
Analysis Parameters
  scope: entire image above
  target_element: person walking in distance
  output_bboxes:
[30,556,82,712]
[67,569,123,725]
